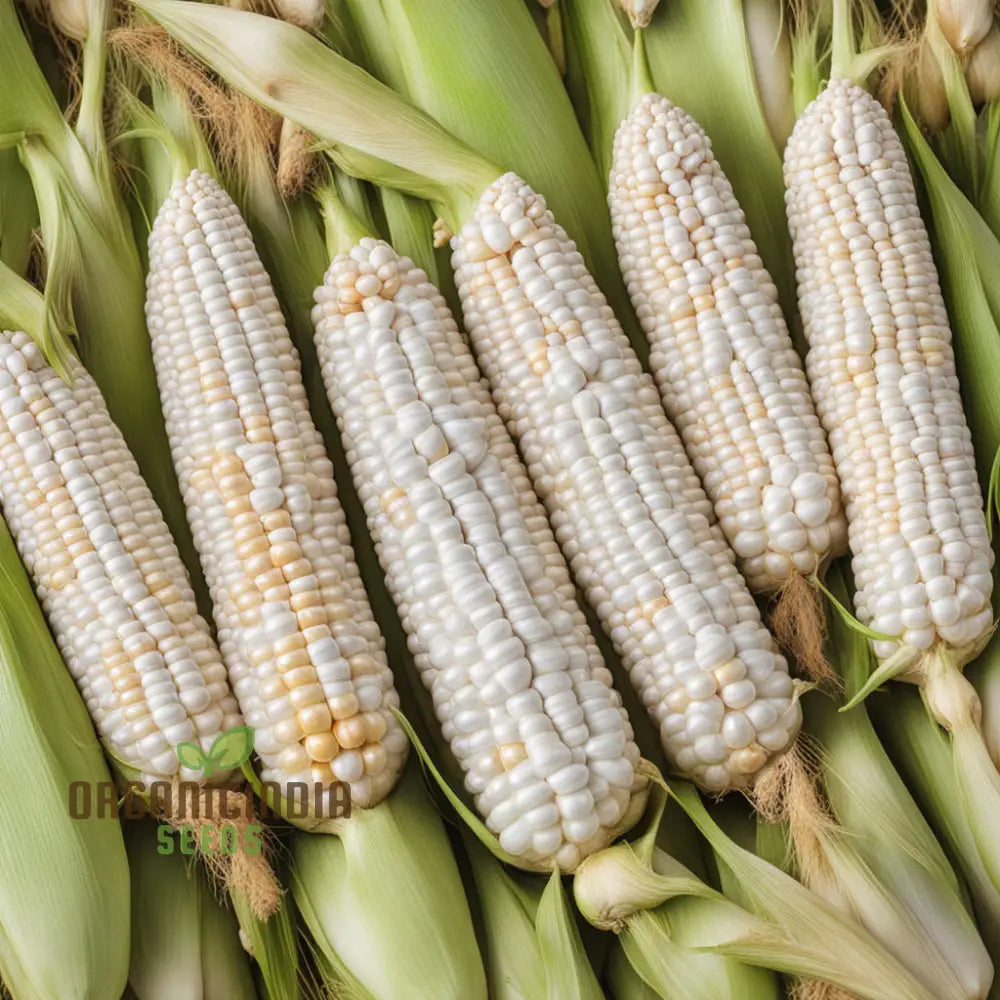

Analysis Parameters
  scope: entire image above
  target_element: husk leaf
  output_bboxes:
[0,516,130,1000]
[291,762,488,1000]
[336,0,640,343]
[132,0,500,228]
[124,820,257,999]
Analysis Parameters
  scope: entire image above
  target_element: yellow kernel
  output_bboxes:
[311,761,336,785]
[334,717,367,749]
[330,692,359,721]
[363,711,388,741]
[499,743,527,770]
[362,742,388,776]
[305,731,339,762]
[300,704,334,736]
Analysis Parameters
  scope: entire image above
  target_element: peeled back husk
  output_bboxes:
[804,574,992,1000]
[463,833,605,1000]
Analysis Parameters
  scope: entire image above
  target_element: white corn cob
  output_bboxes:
[312,238,647,871]
[783,80,993,669]
[610,93,848,594]
[0,330,242,785]
[145,170,407,815]
[450,173,802,793]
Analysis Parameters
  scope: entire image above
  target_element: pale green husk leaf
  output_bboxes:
[124,820,256,999]
[291,762,488,1000]
[0,515,130,1000]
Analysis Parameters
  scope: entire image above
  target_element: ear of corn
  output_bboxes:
[124,819,257,1000]
[144,168,408,817]
[609,88,847,603]
[313,232,647,869]
[0,324,244,784]
[784,8,1000,908]
[784,78,993,694]
[450,173,802,793]
[201,113,492,995]
[0,494,130,1000]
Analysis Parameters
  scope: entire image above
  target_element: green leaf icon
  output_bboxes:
[177,741,210,773]
[208,725,256,771]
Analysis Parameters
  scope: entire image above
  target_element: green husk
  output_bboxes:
[605,944,662,1000]
[573,777,930,1000]
[124,821,257,1000]
[874,684,1000,971]
[463,836,604,1000]
[291,763,487,1000]
[559,0,631,181]
[331,0,638,339]
[0,0,203,599]
[742,0,796,150]
[0,500,130,1000]
[229,861,302,1000]
[0,149,37,275]
[671,786,941,1000]
[802,571,993,1000]
[133,0,499,228]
